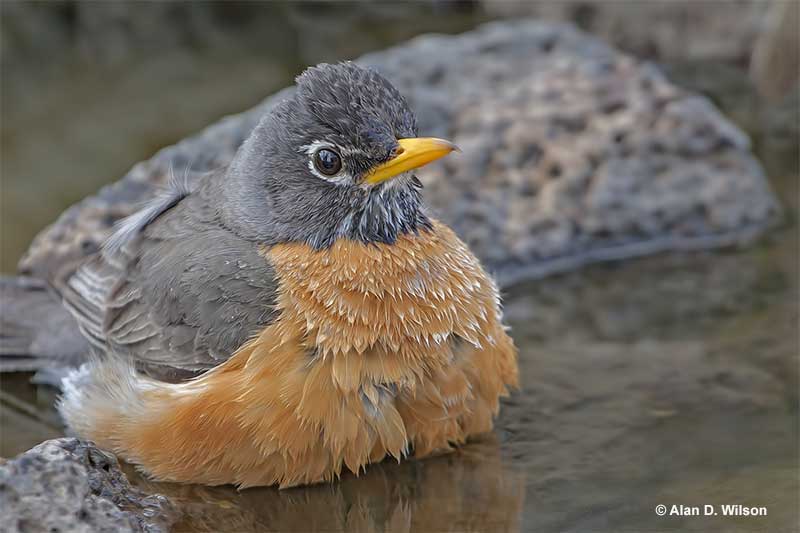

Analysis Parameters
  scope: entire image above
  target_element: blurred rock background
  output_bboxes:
[1,0,797,273]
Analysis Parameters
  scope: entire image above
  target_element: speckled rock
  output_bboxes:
[19,20,779,287]
[0,438,176,533]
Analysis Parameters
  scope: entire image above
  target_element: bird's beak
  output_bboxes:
[364,137,459,185]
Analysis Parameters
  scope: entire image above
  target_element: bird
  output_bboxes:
[55,61,519,488]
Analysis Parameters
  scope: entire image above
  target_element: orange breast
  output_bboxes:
[76,221,518,488]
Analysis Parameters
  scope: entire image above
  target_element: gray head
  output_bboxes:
[219,62,457,248]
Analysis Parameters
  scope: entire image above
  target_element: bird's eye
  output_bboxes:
[313,148,342,176]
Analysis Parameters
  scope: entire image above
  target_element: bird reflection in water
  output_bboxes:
[128,436,525,532]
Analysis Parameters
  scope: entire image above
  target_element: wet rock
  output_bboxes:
[0,438,176,533]
[19,21,779,288]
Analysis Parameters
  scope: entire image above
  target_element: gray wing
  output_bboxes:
[60,172,279,380]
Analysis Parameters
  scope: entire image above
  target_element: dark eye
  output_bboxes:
[313,148,342,176]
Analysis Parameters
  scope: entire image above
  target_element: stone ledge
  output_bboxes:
[0,438,176,533]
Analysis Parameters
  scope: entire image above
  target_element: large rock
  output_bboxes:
[0,438,176,532]
[19,20,779,288]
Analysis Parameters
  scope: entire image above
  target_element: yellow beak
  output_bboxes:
[364,137,459,185]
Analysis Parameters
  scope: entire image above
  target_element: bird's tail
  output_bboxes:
[56,351,266,487]
[58,356,160,454]
[56,334,414,488]
[0,276,89,385]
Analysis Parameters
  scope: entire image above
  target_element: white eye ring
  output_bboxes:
[301,141,350,184]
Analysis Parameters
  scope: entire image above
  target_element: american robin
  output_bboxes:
[56,62,518,488]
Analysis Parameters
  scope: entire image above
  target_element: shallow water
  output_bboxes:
[2,169,796,530]
[1,8,798,532]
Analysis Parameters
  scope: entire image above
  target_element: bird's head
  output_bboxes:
[221,62,458,248]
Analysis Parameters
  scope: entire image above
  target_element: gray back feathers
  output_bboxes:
[103,167,195,255]
[59,62,431,379]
